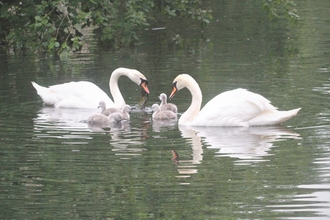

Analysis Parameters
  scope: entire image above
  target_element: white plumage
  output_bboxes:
[31,67,149,109]
[169,74,301,127]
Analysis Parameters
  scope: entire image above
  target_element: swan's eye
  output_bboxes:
[140,78,148,85]
[140,78,149,94]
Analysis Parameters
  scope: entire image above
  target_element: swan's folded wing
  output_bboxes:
[195,89,277,126]
[48,81,114,108]
[48,82,98,100]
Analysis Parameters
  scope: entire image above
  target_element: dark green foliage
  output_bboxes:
[0,0,298,56]
[262,0,299,24]
[0,0,211,56]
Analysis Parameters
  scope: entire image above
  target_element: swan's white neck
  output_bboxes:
[109,68,129,108]
[179,77,202,125]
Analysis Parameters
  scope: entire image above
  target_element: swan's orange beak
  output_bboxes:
[169,82,178,99]
[140,80,149,94]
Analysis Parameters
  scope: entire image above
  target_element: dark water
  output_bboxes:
[1,1,330,219]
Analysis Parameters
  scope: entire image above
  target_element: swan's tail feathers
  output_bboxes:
[275,108,301,124]
[31,81,44,94]
[248,108,301,126]
[31,81,58,106]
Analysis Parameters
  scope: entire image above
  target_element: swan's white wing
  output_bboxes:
[192,89,277,126]
[33,81,114,109]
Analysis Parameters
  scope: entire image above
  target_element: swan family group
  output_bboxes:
[32,67,301,127]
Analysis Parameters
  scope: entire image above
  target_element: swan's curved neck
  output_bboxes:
[109,69,127,108]
[179,78,202,125]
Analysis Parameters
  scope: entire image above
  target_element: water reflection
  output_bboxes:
[270,159,330,220]
[33,106,143,131]
[33,107,147,157]
[175,125,301,178]
[198,126,300,160]
[173,126,203,181]
[110,127,147,158]
[151,119,177,132]
[33,107,97,131]
[313,82,330,95]
[88,120,131,132]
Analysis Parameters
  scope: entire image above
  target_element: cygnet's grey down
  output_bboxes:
[159,93,177,113]
[108,104,131,123]
[88,105,131,126]
[87,113,111,126]
[152,104,177,120]
[98,101,120,116]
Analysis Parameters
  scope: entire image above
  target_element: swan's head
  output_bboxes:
[123,68,149,95]
[158,93,167,101]
[169,74,194,99]
[128,69,149,108]
[116,67,150,107]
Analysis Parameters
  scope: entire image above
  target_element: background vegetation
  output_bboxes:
[0,0,297,57]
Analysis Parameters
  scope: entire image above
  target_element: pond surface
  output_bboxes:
[1,1,330,219]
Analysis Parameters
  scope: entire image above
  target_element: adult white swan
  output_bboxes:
[31,67,149,109]
[169,74,301,127]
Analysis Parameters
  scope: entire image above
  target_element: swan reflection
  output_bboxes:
[193,126,300,160]
[33,107,97,131]
[174,125,301,178]
[33,107,146,157]
[33,106,141,132]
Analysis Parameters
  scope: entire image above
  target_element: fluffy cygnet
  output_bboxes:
[108,105,131,123]
[88,105,131,126]
[152,103,177,120]
[98,101,120,116]
[87,113,111,127]
[159,93,177,113]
